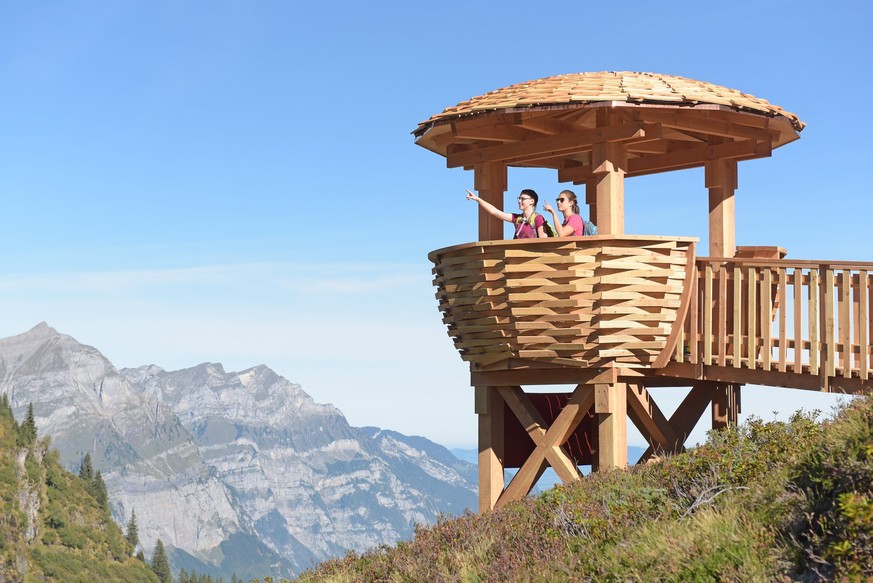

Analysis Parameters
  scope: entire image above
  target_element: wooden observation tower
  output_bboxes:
[414,71,873,512]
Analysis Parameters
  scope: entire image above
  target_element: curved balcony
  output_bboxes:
[429,235,697,371]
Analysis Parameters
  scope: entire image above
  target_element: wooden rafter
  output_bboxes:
[446,122,651,169]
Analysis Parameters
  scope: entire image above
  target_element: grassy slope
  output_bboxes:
[0,402,158,582]
[293,396,872,582]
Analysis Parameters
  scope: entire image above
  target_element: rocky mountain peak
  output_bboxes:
[0,324,476,580]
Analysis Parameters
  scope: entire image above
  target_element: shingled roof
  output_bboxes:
[414,71,804,137]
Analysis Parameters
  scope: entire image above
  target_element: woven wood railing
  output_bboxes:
[429,236,696,371]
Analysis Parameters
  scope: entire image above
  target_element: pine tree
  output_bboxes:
[79,453,94,481]
[151,538,172,583]
[126,508,140,553]
[93,470,109,509]
[18,402,37,446]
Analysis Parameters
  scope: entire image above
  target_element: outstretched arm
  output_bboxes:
[466,190,513,223]
[542,202,574,237]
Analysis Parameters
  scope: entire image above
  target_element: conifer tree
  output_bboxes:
[126,508,140,553]
[93,470,109,509]
[79,452,94,481]
[18,402,37,446]
[151,538,172,583]
[0,394,11,420]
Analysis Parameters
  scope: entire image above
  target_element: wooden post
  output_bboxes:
[711,382,740,429]
[591,141,626,236]
[474,162,507,241]
[592,381,627,470]
[584,178,597,229]
[705,158,737,258]
[475,386,504,512]
[591,110,626,236]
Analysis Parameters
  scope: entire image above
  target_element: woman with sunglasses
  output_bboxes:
[465,189,548,238]
[542,190,586,236]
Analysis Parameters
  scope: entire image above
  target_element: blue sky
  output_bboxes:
[1,1,870,447]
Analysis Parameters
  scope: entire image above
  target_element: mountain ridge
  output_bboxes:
[0,323,477,580]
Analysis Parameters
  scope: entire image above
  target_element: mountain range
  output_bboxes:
[0,323,477,580]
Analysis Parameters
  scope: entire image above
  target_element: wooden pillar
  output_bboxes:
[592,381,627,470]
[475,386,504,512]
[473,162,508,241]
[706,158,737,257]
[591,141,627,235]
[584,177,597,227]
[711,382,741,429]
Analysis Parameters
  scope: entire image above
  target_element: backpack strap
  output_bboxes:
[529,212,541,238]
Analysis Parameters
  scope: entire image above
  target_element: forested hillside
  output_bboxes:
[0,396,158,582]
[294,396,873,582]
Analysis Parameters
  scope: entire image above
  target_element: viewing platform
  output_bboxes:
[414,71,873,511]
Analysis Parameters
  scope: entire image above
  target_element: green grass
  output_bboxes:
[291,395,873,582]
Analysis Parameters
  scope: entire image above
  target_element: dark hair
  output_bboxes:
[520,188,539,206]
[559,189,580,215]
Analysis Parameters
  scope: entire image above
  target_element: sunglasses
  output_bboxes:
[556,198,568,203]
[517,196,533,201]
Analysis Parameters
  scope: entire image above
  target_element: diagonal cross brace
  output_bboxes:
[495,384,595,507]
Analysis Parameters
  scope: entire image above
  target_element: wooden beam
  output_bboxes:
[630,109,781,143]
[711,382,741,429]
[495,385,593,506]
[472,366,617,387]
[706,158,737,257]
[452,121,541,143]
[473,162,507,241]
[625,383,681,452]
[446,122,648,169]
[475,386,505,512]
[593,381,627,470]
[592,140,627,235]
[627,139,769,177]
[640,382,713,460]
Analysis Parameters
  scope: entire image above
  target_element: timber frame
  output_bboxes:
[416,72,870,511]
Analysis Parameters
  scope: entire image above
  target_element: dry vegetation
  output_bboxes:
[284,395,872,582]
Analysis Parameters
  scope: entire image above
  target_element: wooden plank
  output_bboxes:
[840,271,852,378]
[762,268,772,371]
[824,269,836,379]
[703,263,713,365]
[733,266,742,368]
[809,269,819,375]
[861,271,870,380]
[690,267,699,364]
[717,265,727,367]
[778,268,788,372]
[747,266,757,369]
[794,269,803,373]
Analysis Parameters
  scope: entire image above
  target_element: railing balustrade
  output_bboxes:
[669,257,873,382]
